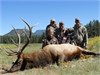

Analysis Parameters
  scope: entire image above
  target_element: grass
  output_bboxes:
[0,37,100,75]
[88,36,100,52]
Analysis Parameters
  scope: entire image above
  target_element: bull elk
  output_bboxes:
[3,19,100,72]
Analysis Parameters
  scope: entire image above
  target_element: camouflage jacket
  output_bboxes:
[73,24,88,45]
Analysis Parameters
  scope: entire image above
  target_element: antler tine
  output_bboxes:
[17,33,21,53]
[4,48,17,56]
[5,50,16,56]
[10,38,18,47]
[12,26,19,39]
[20,18,33,53]
[23,29,30,40]
[23,27,30,41]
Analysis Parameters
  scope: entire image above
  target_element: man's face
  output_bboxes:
[51,21,55,26]
[75,20,80,27]
[59,24,64,30]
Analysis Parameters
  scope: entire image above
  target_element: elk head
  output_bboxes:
[4,19,33,72]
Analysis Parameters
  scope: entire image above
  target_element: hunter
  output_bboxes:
[73,18,88,49]
[42,26,58,48]
[46,19,57,37]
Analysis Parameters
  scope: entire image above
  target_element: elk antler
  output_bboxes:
[5,19,33,72]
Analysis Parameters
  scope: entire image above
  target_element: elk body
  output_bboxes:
[13,43,100,71]
[43,44,100,62]
[4,19,100,72]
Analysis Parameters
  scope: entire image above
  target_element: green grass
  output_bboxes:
[0,37,100,75]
